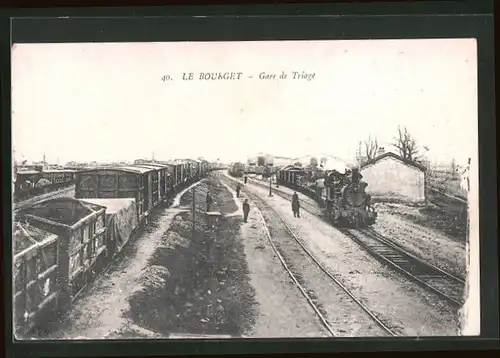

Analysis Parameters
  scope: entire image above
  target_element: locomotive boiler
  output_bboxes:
[323,168,377,227]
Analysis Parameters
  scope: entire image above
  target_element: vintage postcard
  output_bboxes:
[11,39,479,340]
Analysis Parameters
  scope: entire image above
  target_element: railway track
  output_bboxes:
[239,175,466,309]
[247,178,321,213]
[223,175,398,337]
[14,185,75,212]
[340,228,465,308]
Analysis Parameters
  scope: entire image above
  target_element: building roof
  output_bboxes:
[360,152,427,172]
[292,154,352,171]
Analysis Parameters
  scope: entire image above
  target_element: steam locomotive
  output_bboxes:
[277,166,377,228]
[228,162,246,177]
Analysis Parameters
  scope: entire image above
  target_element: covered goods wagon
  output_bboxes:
[75,165,161,223]
[131,163,171,205]
[82,198,138,258]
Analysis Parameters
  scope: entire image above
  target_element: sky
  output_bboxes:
[12,39,478,166]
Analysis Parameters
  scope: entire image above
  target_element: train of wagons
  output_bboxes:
[75,159,215,223]
[244,164,279,177]
[228,162,246,177]
[276,165,377,228]
[13,158,216,335]
[14,166,77,201]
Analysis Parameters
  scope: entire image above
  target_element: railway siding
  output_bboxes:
[247,176,467,280]
[39,174,331,339]
[218,177,330,338]
[231,175,461,336]
[232,184,396,337]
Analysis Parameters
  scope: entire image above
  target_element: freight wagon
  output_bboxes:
[14,169,77,201]
[14,159,217,337]
[74,165,165,223]
[14,197,107,336]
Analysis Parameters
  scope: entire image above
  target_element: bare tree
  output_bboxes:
[364,135,379,161]
[392,126,419,162]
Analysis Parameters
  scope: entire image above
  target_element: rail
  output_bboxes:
[340,228,465,308]
[236,174,465,309]
[427,186,467,204]
[223,175,398,337]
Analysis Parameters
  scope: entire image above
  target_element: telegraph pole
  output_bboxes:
[192,186,196,237]
[268,165,273,197]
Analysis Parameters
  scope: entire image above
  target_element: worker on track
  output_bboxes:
[242,199,250,223]
[292,191,301,218]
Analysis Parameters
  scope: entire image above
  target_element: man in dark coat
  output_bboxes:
[244,175,248,184]
[236,183,241,197]
[292,191,300,218]
[242,199,250,223]
[206,192,213,212]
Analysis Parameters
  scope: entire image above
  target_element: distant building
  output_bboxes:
[360,151,427,203]
[294,154,351,172]
[273,156,294,168]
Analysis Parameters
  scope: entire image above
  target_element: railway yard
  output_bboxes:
[12,37,485,343]
[15,165,467,339]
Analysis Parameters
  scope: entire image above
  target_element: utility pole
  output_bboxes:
[268,166,273,197]
[192,186,196,237]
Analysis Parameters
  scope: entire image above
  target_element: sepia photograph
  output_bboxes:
[11,38,480,340]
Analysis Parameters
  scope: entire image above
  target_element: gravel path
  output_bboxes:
[233,176,460,336]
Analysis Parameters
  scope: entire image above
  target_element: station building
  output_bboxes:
[360,151,427,203]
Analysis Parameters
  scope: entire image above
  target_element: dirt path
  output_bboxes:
[233,177,460,336]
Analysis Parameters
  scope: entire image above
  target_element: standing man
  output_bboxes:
[242,199,250,223]
[236,183,241,197]
[244,175,248,184]
[292,191,301,218]
[206,192,213,212]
